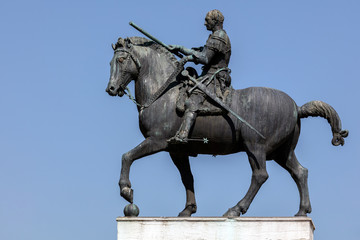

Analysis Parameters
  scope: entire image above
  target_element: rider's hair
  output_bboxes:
[207,9,224,24]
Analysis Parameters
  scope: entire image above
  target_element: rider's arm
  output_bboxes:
[170,45,215,65]
[192,47,215,65]
[170,45,197,56]
[193,30,228,65]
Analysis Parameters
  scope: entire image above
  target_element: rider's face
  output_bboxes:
[204,15,215,31]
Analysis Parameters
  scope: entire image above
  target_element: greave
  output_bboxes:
[177,111,197,140]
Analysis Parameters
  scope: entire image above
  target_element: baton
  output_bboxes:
[129,22,183,58]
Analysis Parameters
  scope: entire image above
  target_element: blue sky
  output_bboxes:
[0,0,359,239]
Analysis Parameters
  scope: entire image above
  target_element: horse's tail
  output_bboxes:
[298,100,349,146]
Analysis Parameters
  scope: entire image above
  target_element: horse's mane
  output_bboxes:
[128,36,178,67]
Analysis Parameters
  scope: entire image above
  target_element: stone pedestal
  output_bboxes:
[117,217,315,240]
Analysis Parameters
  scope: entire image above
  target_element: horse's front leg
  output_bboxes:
[170,153,197,217]
[119,137,168,203]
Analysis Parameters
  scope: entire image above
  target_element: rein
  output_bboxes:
[122,57,229,111]
[123,56,190,111]
[115,48,141,92]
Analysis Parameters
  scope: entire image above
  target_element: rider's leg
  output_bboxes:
[176,110,197,142]
[168,93,204,143]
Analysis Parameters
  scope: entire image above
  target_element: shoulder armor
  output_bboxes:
[206,30,231,54]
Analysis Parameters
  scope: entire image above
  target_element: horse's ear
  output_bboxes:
[117,37,126,48]
[112,43,116,50]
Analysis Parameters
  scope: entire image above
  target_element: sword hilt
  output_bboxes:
[181,71,266,139]
[182,70,209,94]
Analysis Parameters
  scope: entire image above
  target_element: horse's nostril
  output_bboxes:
[110,86,115,91]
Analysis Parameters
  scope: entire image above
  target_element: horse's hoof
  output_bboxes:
[223,208,241,217]
[295,211,308,217]
[295,205,311,217]
[178,210,191,217]
[178,204,197,217]
[120,187,133,203]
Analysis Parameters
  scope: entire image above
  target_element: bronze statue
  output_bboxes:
[106,10,348,217]
[168,9,232,143]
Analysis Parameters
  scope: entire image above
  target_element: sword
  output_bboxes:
[182,70,266,139]
[129,22,183,58]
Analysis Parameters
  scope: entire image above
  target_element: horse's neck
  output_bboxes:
[134,46,177,105]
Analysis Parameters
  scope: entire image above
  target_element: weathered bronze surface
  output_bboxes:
[168,10,233,143]
[106,10,348,217]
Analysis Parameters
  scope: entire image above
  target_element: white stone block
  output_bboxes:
[117,217,315,240]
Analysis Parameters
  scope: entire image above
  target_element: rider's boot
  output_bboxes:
[168,111,197,144]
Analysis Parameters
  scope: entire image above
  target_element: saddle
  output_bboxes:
[176,67,233,116]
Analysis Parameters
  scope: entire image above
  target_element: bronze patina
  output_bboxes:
[106,10,348,217]
[168,10,233,143]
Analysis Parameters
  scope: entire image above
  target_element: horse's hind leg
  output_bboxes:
[274,150,312,216]
[223,146,268,217]
[170,153,197,217]
[119,137,168,203]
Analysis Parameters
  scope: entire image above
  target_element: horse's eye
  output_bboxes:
[117,57,124,63]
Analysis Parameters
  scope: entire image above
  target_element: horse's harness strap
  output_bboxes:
[118,46,189,110]
[207,67,231,86]
[115,48,141,70]
[188,67,231,94]
[123,58,229,110]
[141,56,190,109]
[115,48,141,91]
[120,49,228,111]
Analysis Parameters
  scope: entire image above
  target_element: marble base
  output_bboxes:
[116,217,315,240]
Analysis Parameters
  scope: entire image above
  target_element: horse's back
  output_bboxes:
[140,85,299,156]
[188,87,299,154]
[232,87,299,147]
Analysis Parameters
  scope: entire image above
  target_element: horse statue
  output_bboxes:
[106,37,348,217]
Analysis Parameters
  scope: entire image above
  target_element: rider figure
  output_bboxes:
[168,9,232,144]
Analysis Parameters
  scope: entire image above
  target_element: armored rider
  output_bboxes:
[168,9,232,143]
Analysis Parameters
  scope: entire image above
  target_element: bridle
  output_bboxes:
[114,47,141,92]
[112,42,189,111]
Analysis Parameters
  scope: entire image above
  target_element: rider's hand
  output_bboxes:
[191,46,204,52]
[168,45,181,52]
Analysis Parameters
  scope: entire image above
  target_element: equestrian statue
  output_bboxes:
[106,10,348,217]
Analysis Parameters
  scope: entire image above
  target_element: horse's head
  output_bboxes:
[106,38,141,97]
